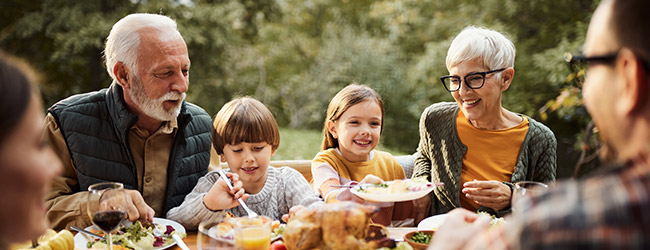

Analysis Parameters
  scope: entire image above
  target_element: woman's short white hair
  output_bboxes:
[445,26,516,71]
[104,13,181,81]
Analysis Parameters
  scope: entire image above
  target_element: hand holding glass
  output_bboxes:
[87,182,127,250]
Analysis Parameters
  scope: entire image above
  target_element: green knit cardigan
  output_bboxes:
[412,102,557,217]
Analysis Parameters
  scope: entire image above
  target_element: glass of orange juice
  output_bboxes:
[234,216,271,250]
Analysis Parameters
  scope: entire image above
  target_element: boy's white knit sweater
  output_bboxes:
[167,166,324,229]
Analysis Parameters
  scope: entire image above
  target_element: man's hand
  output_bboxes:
[428,208,491,250]
[203,172,248,211]
[462,180,511,211]
[124,189,155,222]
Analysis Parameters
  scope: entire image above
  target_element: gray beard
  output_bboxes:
[128,77,185,122]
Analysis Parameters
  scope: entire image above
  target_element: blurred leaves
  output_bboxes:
[1,0,598,165]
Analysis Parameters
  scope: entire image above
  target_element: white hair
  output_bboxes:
[445,26,516,72]
[104,13,181,82]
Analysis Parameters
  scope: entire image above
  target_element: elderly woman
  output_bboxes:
[412,26,556,217]
[0,52,62,248]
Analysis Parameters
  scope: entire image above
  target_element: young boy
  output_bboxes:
[167,97,323,229]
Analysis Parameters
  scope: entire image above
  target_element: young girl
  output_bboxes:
[167,97,323,229]
[311,84,413,226]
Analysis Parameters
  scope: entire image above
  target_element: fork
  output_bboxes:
[216,169,258,218]
[152,227,190,250]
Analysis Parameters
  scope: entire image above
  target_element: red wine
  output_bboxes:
[92,211,126,232]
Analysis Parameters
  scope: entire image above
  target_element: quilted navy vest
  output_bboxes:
[48,83,212,214]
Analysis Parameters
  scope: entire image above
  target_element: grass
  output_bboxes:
[272,127,408,161]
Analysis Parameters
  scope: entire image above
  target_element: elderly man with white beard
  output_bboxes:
[44,13,213,230]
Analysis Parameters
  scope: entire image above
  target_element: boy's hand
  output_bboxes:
[281,205,307,222]
[203,172,249,211]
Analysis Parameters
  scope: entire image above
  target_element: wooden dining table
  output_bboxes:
[167,227,416,250]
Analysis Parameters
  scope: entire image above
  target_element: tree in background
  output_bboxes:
[0,0,599,178]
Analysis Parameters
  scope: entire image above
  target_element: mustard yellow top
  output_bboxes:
[456,111,529,210]
[312,148,405,203]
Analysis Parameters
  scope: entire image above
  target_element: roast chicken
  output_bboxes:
[283,202,393,250]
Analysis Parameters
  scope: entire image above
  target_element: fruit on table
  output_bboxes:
[270,241,287,250]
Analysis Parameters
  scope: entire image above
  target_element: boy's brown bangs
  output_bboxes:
[222,105,280,148]
[224,115,269,145]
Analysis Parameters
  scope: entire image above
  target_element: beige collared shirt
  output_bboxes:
[44,113,176,229]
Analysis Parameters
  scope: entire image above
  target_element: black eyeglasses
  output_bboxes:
[565,51,650,85]
[564,52,618,85]
[440,68,506,92]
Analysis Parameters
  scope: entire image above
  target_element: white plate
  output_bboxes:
[417,214,447,231]
[350,181,436,202]
[74,217,186,250]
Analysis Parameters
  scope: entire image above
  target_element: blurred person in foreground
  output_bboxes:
[0,52,62,248]
[412,26,556,217]
[44,13,212,229]
[429,0,650,249]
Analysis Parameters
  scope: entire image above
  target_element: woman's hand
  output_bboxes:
[462,180,511,211]
[203,172,249,211]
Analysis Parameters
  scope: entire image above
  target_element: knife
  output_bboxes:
[70,226,106,241]
[172,234,190,250]
[331,182,445,188]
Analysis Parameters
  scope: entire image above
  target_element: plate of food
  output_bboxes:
[417,212,505,231]
[212,215,285,243]
[351,178,440,202]
[74,217,186,250]
[417,214,447,231]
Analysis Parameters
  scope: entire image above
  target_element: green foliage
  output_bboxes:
[1,0,599,174]
[273,128,323,161]
[273,127,406,161]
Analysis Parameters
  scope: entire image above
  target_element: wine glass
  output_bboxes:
[511,181,548,213]
[87,182,128,250]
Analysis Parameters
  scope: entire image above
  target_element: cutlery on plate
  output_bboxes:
[71,226,106,241]
[329,184,373,188]
[216,169,258,218]
[152,226,171,238]
[330,182,445,188]
[172,234,191,250]
[151,227,189,250]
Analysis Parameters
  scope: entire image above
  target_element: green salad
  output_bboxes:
[86,221,185,250]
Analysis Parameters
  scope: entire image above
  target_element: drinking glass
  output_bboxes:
[198,217,236,250]
[234,216,271,250]
[511,181,549,213]
[87,182,127,250]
